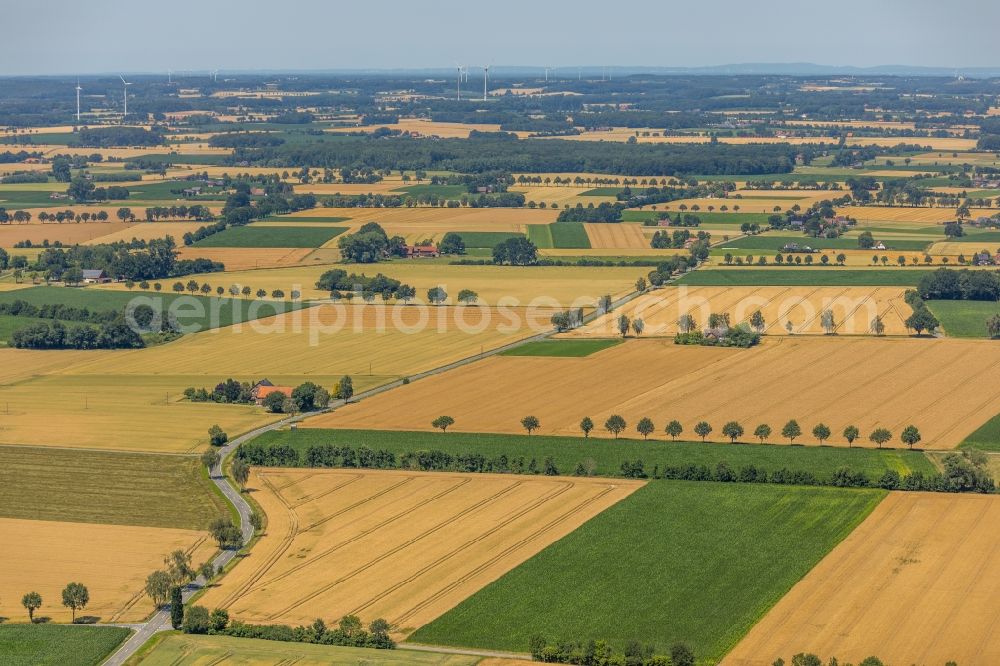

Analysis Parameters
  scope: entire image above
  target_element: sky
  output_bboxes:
[3,0,1000,75]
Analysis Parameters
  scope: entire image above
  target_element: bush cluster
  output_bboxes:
[529,635,694,666]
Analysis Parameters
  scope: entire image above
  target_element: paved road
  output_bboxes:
[101,280,663,664]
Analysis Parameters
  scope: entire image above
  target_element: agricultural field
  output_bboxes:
[253,428,935,483]
[725,492,1000,666]
[925,299,1000,338]
[673,269,932,286]
[410,481,884,659]
[499,338,622,357]
[175,246,315,270]
[310,336,1000,448]
[192,225,347,248]
[0,221,135,246]
[0,517,215,623]
[564,286,913,336]
[170,263,644,305]
[0,446,230,529]
[0,624,132,666]
[199,468,642,633]
[584,222,651,249]
[137,634,481,666]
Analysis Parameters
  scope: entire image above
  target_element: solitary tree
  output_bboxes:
[521,415,540,435]
[200,448,220,473]
[812,423,831,444]
[869,427,893,448]
[599,294,612,313]
[22,592,42,622]
[721,421,744,443]
[208,425,228,446]
[617,313,631,337]
[335,375,354,400]
[145,571,171,608]
[637,417,655,440]
[241,285,251,299]
[693,421,713,442]
[457,289,478,305]
[580,416,594,438]
[870,315,886,336]
[604,414,627,438]
[820,309,836,335]
[677,314,696,334]
[753,423,772,444]
[906,308,939,336]
[231,459,250,490]
[750,310,765,333]
[665,420,683,441]
[632,317,645,337]
[170,586,184,629]
[988,314,1000,339]
[164,549,195,586]
[61,582,89,622]
[900,425,922,449]
[781,419,802,443]
[427,286,448,305]
[431,415,455,432]
[843,425,860,447]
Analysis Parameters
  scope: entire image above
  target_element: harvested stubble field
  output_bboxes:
[168,263,641,306]
[0,518,215,623]
[562,286,912,337]
[0,445,229,529]
[674,269,932,287]
[0,221,135,246]
[138,634,480,665]
[724,492,1000,666]
[74,304,551,381]
[199,468,642,633]
[284,206,558,228]
[0,369,277,452]
[311,337,1000,448]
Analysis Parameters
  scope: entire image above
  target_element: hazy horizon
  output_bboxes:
[4,0,1000,76]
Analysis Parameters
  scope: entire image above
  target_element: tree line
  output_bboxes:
[16,582,91,623]
[230,441,994,494]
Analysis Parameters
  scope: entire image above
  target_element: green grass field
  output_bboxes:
[0,624,131,666]
[136,633,476,666]
[959,412,1000,452]
[499,338,621,357]
[718,235,929,252]
[0,188,69,207]
[193,225,346,248]
[526,224,554,249]
[256,429,934,482]
[454,231,524,248]
[0,446,230,530]
[675,269,932,286]
[0,313,98,345]
[926,300,1000,338]
[549,222,592,249]
[409,482,885,659]
[946,231,1000,243]
[621,211,772,226]
[0,286,309,332]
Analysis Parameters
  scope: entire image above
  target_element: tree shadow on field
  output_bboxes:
[0,616,8,624]
[32,616,52,624]
[74,616,101,624]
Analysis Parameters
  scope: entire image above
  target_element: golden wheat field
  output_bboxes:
[173,263,642,305]
[563,286,912,337]
[0,518,215,623]
[199,468,642,633]
[836,206,993,224]
[0,221,134,246]
[511,186,615,206]
[311,336,1000,448]
[175,247,316,271]
[724,492,1000,666]
[81,221,207,245]
[584,223,652,249]
[68,304,551,381]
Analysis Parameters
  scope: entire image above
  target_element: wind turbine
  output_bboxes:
[213,69,219,83]
[456,64,463,101]
[482,65,490,101]
[168,69,172,84]
[120,75,132,122]
[75,79,82,122]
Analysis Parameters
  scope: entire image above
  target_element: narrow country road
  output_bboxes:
[101,277,666,664]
